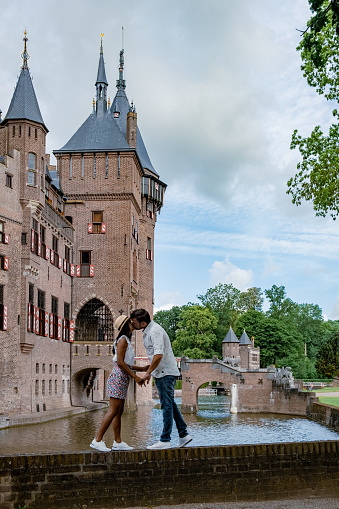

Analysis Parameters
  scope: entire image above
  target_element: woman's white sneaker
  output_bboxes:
[112,441,134,450]
[90,439,111,452]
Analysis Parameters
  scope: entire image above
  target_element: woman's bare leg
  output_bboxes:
[95,398,123,442]
[112,399,125,443]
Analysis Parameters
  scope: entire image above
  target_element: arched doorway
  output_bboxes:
[75,298,114,342]
[197,381,230,416]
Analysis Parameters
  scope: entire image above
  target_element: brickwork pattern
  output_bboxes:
[1,441,339,508]
[181,359,312,415]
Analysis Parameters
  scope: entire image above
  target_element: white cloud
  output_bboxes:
[209,259,253,292]
[154,291,184,313]
[328,297,339,321]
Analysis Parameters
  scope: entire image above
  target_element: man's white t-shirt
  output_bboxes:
[143,321,180,378]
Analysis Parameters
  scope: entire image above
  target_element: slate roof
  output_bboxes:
[239,330,252,345]
[222,326,239,343]
[55,47,158,176]
[2,68,47,130]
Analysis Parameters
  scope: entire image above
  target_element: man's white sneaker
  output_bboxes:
[90,439,111,452]
[178,435,192,448]
[111,440,134,450]
[147,441,172,450]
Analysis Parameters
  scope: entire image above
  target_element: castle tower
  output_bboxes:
[54,39,166,406]
[0,33,73,416]
[222,326,240,361]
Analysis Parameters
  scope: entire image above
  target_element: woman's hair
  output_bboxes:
[117,319,132,340]
[130,308,151,324]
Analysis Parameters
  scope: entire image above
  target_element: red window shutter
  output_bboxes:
[70,264,75,277]
[76,265,81,277]
[45,311,49,337]
[35,307,40,335]
[2,305,8,331]
[63,259,67,272]
[4,257,9,270]
[57,316,62,340]
[88,223,93,234]
[31,229,35,252]
[32,305,36,333]
[58,256,62,270]
[49,313,54,338]
[50,249,54,264]
[38,234,41,256]
[150,250,153,261]
[101,223,107,233]
[63,319,66,342]
[90,264,95,277]
[27,303,32,332]
[46,246,50,260]
[69,320,75,342]
[4,233,9,244]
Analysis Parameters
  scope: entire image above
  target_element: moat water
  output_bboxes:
[0,395,338,455]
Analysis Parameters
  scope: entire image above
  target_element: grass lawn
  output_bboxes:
[318,396,339,407]
[314,387,339,392]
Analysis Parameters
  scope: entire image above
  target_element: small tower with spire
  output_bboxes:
[0,30,48,203]
[95,34,108,116]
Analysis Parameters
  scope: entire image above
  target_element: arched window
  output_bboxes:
[28,153,36,186]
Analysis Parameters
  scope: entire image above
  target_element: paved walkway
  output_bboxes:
[130,499,339,509]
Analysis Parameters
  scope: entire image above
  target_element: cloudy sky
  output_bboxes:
[1,1,339,318]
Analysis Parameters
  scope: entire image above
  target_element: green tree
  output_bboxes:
[153,306,183,342]
[287,0,339,218]
[173,305,218,359]
[238,287,264,313]
[235,310,304,371]
[265,285,299,321]
[315,328,339,377]
[197,283,242,346]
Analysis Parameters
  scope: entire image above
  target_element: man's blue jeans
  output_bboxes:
[155,375,188,442]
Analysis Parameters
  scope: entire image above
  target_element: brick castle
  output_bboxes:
[0,32,166,420]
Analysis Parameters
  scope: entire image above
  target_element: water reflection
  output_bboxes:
[0,395,338,455]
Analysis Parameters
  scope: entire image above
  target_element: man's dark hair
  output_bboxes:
[130,308,151,324]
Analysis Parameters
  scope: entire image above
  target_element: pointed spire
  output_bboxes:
[116,28,126,90]
[239,329,251,346]
[96,34,108,87]
[2,31,47,130]
[21,30,30,70]
[95,34,108,115]
[222,326,239,343]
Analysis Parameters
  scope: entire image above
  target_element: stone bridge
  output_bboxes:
[181,357,312,415]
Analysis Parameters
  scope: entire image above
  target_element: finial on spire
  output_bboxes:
[21,29,30,70]
[100,33,104,54]
[116,27,126,90]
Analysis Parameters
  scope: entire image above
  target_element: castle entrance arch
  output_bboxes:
[70,298,116,406]
[75,298,114,342]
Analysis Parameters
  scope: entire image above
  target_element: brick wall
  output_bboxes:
[1,441,339,508]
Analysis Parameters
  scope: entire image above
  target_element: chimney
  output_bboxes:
[127,110,137,148]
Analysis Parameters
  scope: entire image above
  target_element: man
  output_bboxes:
[130,308,192,450]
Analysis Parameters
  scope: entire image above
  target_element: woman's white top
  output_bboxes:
[113,335,135,367]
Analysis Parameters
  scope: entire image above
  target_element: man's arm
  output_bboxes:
[140,354,163,385]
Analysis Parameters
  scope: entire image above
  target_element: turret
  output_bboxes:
[95,35,108,116]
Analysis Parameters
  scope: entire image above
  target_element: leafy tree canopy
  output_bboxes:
[316,328,339,377]
[172,305,218,359]
[287,0,339,219]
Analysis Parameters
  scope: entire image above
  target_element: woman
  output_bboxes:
[90,315,148,451]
